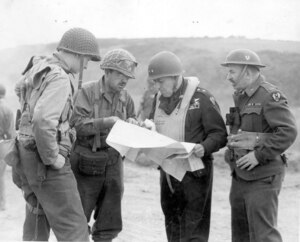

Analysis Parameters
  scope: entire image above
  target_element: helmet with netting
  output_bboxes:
[148,51,183,80]
[57,28,101,61]
[221,49,265,68]
[100,49,138,79]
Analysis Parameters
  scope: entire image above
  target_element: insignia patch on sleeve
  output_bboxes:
[272,92,281,102]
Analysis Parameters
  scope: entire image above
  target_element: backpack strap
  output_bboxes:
[92,80,102,152]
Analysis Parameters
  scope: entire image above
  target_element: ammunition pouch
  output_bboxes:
[73,144,119,176]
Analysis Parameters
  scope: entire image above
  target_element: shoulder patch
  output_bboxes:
[271,92,281,102]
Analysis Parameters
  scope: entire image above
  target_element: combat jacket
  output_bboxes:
[16,53,74,165]
[0,99,15,140]
[70,77,136,149]
[150,78,227,159]
[231,75,297,179]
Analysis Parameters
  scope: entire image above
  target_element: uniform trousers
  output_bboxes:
[230,171,284,242]
[70,149,124,242]
[15,139,89,241]
[160,161,213,242]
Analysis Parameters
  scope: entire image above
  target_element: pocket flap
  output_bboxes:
[241,107,262,115]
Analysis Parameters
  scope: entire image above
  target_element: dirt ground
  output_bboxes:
[0,155,299,242]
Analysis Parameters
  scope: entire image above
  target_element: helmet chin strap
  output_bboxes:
[236,65,248,91]
[78,56,84,90]
[173,75,182,93]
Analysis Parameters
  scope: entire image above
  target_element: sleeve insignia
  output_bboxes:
[272,92,281,102]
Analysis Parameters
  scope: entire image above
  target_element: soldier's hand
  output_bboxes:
[194,144,205,158]
[141,119,156,131]
[126,118,139,126]
[51,154,65,170]
[236,151,259,171]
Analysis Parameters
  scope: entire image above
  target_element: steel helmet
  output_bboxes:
[221,49,265,68]
[57,28,101,61]
[0,83,6,97]
[100,49,138,79]
[148,51,183,80]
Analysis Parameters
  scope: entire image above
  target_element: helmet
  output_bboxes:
[148,51,183,80]
[57,28,101,61]
[0,83,6,97]
[100,49,138,79]
[221,49,265,68]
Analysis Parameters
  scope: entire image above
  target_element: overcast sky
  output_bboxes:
[0,0,299,50]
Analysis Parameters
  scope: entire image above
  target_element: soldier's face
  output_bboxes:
[73,56,91,74]
[226,65,250,91]
[107,70,130,92]
[154,76,176,97]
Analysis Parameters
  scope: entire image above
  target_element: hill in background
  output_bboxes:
[0,36,300,165]
[1,36,300,113]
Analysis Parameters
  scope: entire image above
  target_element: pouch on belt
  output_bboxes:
[74,145,109,176]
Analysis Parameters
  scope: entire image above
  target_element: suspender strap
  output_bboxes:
[92,80,102,152]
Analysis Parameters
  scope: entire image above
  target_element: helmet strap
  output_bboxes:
[78,56,84,90]
[236,64,248,85]
[173,75,182,92]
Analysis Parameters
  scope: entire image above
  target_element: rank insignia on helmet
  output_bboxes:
[272,92,281,102]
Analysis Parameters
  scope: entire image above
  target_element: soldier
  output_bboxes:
[148,51,227,242]
[13,28,100,241]
[70,48,138,242]
[221,49,298,242]
[0,84,15,211]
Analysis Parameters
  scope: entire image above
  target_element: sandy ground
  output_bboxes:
[0,156,299,242]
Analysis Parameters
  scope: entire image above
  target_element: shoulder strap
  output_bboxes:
[92,80,102,152]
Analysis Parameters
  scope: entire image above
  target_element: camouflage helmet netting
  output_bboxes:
[100,49,137,79]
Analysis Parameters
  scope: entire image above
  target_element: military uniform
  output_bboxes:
[70,77,136,241]
[150,77,227,242]
[0,97,15,210]
[226,75,297,242]
[14,53,89,241]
